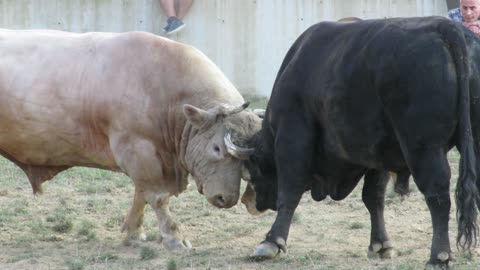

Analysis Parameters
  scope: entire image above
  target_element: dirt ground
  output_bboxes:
[0,152,479,270]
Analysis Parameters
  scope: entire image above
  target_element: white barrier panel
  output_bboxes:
[0,0,448,96]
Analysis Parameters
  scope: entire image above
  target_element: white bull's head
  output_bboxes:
[182,102,262,209]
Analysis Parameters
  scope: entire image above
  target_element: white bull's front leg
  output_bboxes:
[110,132,190,251]
[121,189,147,244]
[144,191,192,250]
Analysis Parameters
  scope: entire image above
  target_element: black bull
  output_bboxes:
[243,17,480,268]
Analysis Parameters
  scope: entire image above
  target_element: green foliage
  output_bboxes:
[66,258,85,270]
[140,246,159,260]
[47,213,73,233]
[46,201,73,233]
[77,220,96,241]
[30,220,50,236]
[167,258,178,270]
[349,222,365,230]
[6,253,33,263]
[92,252,119,263]
[146,231,158,242]
[291,212,301,224]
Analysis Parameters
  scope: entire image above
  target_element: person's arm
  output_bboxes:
[447,8,463,22]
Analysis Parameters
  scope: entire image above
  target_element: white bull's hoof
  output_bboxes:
[122,232,147,246]
[252,241,280,260]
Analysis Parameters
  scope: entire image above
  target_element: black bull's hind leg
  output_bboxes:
[408,149,455,268]
[362,170,393,259]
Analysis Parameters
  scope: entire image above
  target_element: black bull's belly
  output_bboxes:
[246,16,480,268]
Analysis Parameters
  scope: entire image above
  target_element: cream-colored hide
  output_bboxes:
[0,29,262,251]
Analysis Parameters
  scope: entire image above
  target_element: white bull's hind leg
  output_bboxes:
[144,191,192,250]
[121,189,147,244]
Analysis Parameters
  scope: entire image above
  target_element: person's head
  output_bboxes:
[460,0,480,22]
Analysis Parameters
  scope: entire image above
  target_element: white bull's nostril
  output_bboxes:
[214,195,226,207]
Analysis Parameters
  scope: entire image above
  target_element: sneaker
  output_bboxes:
[164,17,185,35]
[163,17,175,32]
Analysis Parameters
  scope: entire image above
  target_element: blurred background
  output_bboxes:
[0,0,450,97]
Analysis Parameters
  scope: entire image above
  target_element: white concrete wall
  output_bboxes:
[0,0,448,96]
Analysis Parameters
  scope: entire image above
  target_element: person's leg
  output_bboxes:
[160,0,177,17]
[177,0,193,20]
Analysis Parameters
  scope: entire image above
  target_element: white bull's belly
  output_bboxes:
[0,121,118,168]
[0,82,117,168]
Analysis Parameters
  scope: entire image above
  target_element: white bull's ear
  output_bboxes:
[183,104,213,128]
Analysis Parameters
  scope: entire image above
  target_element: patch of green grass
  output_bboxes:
[77,220,96,241]
[13,199,30,215]
[140,246,159,260]
[105,213,125,229]
[0,208,14,223]
[346,250,362,258]
[59,167,126,194]
[377,263,419,270]
[65,258,85,270]
[47,210,73,234]
[349,222,365,230]
[291,212,301,224]
[114,177,131,189]
[146,231,158,242]
[396,248,415,257]
[76,182,112,194]
[167,258,178,270]
[6,252,34,263]
[52,219,73,233]
[454,252,478,269]
[89,252,118,263]
[30,219,50,236]
[0,199,31,224]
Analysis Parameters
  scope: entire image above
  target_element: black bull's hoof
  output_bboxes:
[424,251,455,270]
[367,241,394,259]
[252,238,286,259]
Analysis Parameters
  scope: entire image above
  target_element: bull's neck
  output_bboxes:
[178,121,195,174]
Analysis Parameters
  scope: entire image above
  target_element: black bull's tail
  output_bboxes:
[439,19,480,251]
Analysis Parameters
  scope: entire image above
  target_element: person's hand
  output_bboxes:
[463,21,480,36]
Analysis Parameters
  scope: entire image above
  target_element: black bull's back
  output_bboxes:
[248,16,480,268]
[270,17,463,169]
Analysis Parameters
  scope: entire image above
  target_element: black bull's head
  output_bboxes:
[224,109,279,214]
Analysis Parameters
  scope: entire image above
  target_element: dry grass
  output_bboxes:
[0,131,479,269]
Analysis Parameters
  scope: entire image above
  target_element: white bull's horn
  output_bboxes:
[223,102,250,116]
[224,132,255,160]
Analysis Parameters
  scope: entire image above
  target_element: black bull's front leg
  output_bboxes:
[253,192,304,258]
[253,119,313,258]
[362,169,393,259]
